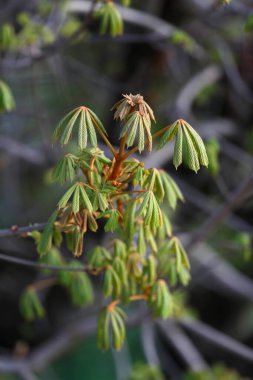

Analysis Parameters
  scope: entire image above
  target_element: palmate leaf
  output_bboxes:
[67,261,94,306]
[156,211,172,239]
[39,247,64,274]
[137,191,163,229]
[165,237,190,272]
[78,147,111,176]
[157,119,208,172]
[144,255,157,284]
[120,111,152,153]
[52,106,106,150]
[97,307,110,351]
[148,279,172,319]
[144,225,158,253]
[113,239,127,260]
[88,246,111,268]
[142,169,165,201]
[127,252,143,278]
[95,2,123,37]
[103,265,122,298]
[113,257,128,284]
[58,182,93,214]
[52,154,84,184]
[0,80,15,112]
[92,190,109,211]
[97,306,126,351]
[159,170,184,210]
[20,288,45,321]
[98,209,121,232]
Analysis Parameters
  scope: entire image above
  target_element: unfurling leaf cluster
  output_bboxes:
[94,1,123,37]
[22,93,209,351]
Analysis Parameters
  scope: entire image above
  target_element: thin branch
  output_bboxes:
[180,318,253,362]
[187,173,253,250]
[0,136,46,166]
[68,1,205,58]
[175,64,223,117]
[0,308,149,374]
[0,223,46,238]
[189,242,253,302]
[0,252,90,272]
[157,320,208,371]
[141,321,161,366]
[175,176,252,233]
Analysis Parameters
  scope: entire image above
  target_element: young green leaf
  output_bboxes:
[138,191,163,229]
[0,80,15,112]
[20,288,45,321]
[38,210,58,255]
[95,2,123,37]
[53,106,106,149]
[88,246,111,268]
[97,307,110,351]
[67,261,94,305]
[120,111,153,153]
[159,170,184,210]
[157,119,209,172]
[149,280,172,319]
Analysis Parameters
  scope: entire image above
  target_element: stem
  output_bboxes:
[107,134,131,180]
[29,277,57,291]
[111,190,145,197]
[118,135,127,157]
[107,294,148,312]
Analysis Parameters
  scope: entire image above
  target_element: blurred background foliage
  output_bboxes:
[0,0,253,379]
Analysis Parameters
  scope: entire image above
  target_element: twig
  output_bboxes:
[175,176,252,233]
[0,308,148,374]
[176,64,223,117]
[180,318,253,362]
[141,321,160,366]
[68,1,204,57]
[0,223,46,238]
[157,320,208,371]
[0,252,90,272]
[0,136,46,166]
[187,173,253,250]
[188,242,253,302]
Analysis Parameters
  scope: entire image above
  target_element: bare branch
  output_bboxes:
[180,318,253,362]
[141,321,160,366]
[187,173,253,250]
[68,1,205,58]
[157,320,208,371]
[0,223,46,238]
[189,243,253,302]
[176,64,222,117]
[0,253,90,272]
[0,308,148,374]
[0,136,46,165]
